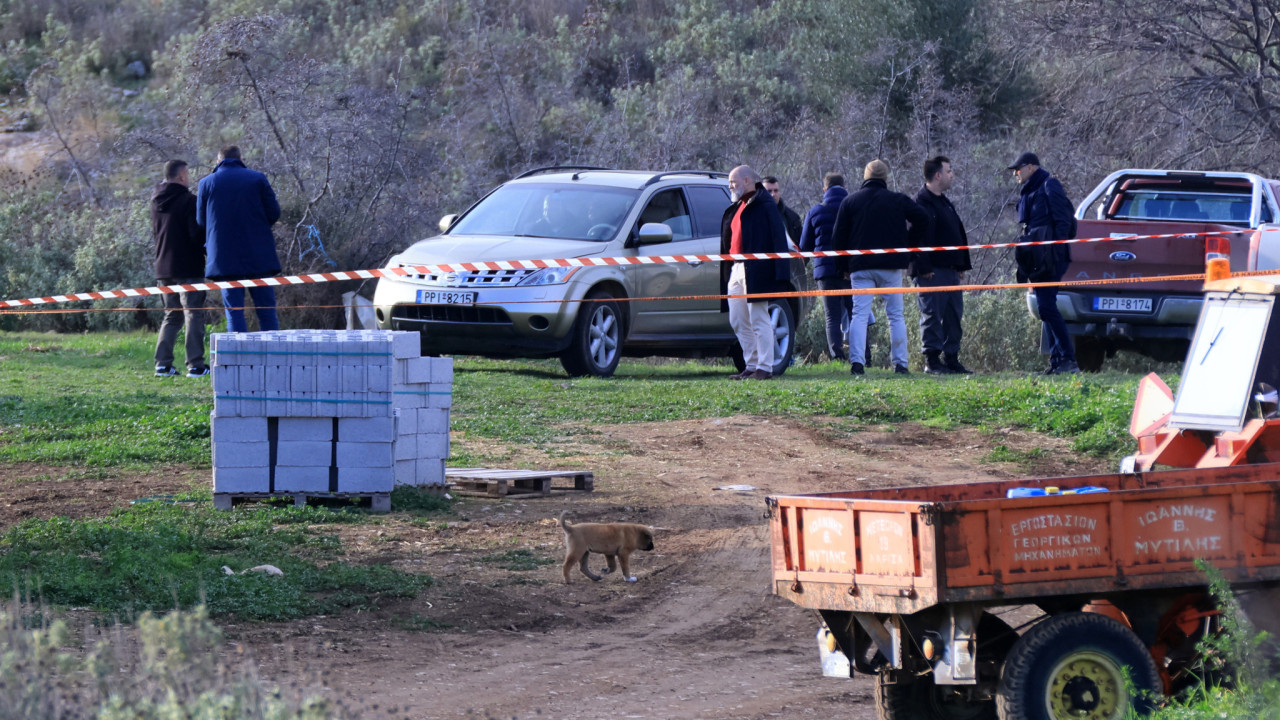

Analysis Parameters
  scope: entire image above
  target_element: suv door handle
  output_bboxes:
[686,260,704,267]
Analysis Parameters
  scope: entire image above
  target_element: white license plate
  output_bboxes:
[1092,296,1152,312]
[416,290,476,305]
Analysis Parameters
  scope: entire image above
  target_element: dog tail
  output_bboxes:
[559,510,571,530]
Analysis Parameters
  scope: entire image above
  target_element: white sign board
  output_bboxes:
[1170,294,1274,432]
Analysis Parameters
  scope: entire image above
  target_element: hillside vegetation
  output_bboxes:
[2,0,1277,337]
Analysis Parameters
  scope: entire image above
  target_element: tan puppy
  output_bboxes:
[560,511,655,584]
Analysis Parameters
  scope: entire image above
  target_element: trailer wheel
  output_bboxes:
[996,612,1160,720]
[876,614,1017,720]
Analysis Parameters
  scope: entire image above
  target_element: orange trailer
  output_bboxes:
[767,277,1280,720]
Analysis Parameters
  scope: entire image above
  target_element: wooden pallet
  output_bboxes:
[446,468,594,497]
[214,492,391,512]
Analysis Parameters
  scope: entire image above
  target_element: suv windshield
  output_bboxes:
[449,183,640,241]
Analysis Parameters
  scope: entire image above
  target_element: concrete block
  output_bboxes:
[339,417,395,442]
[393,459,416,485]
[274,466,330,493]
[290,365,316,394]
[391,331,418,359]
[317,364,340,393]
[431,358,454,385]
[238,365,265,393]
[394,436,418,461]
[405,356,432,385]
[211,416,268,443]
[213,395,239,417]
[317,392,339,418]
[336,441,393,468]
[368,364,391,392]
[264,364,290,393]
[238,393,264,418]
[428,388,453,409]
[212,366,238,393]
[278,417,333,442]
[338,466,394,493]
[417,432,449,459]
[264,395,289,418]
[213,466,271,493]
[395,408,417,436]
[212,441,271,467]
[276,440,335,466]
[417,408,450,434]
[417,458,447,487]
[341,365,367,394]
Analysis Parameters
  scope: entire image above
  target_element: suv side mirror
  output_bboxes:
[635,223,673,246]
[438,214,459,233]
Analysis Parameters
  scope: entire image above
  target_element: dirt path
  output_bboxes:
[0,417,1108,719]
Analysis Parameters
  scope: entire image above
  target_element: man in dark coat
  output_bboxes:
[197,145,283,332]
[1010,151,1078,374]
[913,155,974,375]
[763,176,803,245]
[720,165,790,380]
[151,159,207,377]
[799,173,852,360]
[832,159,931,375]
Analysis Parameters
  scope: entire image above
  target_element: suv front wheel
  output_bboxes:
[560,290,623,378]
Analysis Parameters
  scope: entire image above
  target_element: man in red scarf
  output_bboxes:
[719,165,791,380]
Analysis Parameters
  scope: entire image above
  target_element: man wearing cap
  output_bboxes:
[831,159,931,376]
[720,165,791,380]
[1009,152,1078,374]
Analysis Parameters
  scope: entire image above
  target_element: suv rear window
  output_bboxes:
[1113,191,1251,224]
[450,183,640,241]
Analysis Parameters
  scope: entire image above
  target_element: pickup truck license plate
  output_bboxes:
[416,290,476,305]
[1092,296,1152,313]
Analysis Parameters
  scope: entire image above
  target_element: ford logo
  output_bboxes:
[1110,251,1137,263]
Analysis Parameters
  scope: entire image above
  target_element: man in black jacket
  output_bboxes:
[151,159,208,378]
[763,176,803,246]
[1010,152,1078,375]
[913,156,974,375]
[721,165,791,380]
[832,159,930,375]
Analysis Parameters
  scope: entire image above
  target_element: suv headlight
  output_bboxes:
[518,267,580,286]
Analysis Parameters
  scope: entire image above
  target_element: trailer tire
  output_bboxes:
[876,614,1017,720]
[996,612,1160,720]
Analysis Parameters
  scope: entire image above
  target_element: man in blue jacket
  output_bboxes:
[832,160,931,376]
[1010,152,1077,374]
[799,173,851,360]
[197,145,283,332]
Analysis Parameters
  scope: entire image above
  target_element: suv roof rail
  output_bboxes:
[514,165,611,179]
[642,170,729,188]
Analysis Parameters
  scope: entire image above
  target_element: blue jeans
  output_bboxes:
[222,286,279,332]
[849,269,908,368]
[1035,271,1074,367]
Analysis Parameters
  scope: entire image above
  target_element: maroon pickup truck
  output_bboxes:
[1031,169,1280,370]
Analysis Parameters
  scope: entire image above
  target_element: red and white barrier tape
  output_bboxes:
[0,227,1257,309]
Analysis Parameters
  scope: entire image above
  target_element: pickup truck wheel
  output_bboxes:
[996,612,1160,720]
[876,614,1016,720]
[1074,337,1105,373]
[559,290,622,378]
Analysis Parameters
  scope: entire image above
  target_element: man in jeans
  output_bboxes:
[913,155,974,375]
[1010,151,1078,374]
[197,145,283,332]
[150,159,207,377]
[719,165,791,380]
[832,159,930,375]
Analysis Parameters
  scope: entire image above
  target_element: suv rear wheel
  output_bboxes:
[560,290,623,378]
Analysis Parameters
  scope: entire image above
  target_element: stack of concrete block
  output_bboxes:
[209,330,452,508]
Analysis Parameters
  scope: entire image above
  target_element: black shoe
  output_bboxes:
[155,364,178,377]
[1051,360,1080,375]
[944,354,973,375]
[850,362,865,376]
[186,365,210,378]
[894,364,910,375]
[924,353,954,375]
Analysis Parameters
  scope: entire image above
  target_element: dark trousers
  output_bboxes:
[154,277,206,369]
[222,286,279,333]
[916,268,963,356]
[817,276,853,360]
[1035,269,1075,367]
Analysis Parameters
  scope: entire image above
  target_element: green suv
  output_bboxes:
[373,168,802,377]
